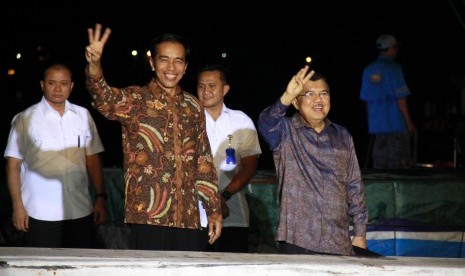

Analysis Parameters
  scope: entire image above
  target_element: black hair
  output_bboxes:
[197,64,230,85]
[310,71,327,84]
[150,33,190,63]
[42,63,72,81]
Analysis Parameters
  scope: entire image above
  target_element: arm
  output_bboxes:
[258,66,315,149]
[397,98,416,133]
[346,136,368,248]
[223,155,258,195]
[85,24,130,122]
[6,157,29,232]
[196,112,222,244]
[85,154,106,225]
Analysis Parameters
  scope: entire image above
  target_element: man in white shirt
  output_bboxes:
[197,64,262,252]
[4,63,106,248]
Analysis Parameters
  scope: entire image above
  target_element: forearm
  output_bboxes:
[224,156,258,194]
[85,154,104,194]
[87,62,103,78]
[6,158,24,210]
[397,98,414,127]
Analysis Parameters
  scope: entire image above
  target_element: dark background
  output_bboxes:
[2,0,465,171]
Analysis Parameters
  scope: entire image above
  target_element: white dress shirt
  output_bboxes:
[199,104,261,227]
[4,97,104,221]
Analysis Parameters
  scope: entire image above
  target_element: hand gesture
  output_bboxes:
[285,65,315,98]
[85,23,111,65]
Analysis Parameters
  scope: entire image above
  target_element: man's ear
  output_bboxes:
[223,84,230,96]
[183,63,188,75]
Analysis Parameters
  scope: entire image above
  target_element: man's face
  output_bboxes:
[292,79,330,125]
[40,68,73,106]
[197,70,229,109]
[151,41,187,90]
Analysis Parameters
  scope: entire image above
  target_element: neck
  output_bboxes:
[51,103,66,116]
[205,104,223,121]
[305,118,326,133]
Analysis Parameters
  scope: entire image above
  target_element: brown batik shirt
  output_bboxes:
[86,73,221,229]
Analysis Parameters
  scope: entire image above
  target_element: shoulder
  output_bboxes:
[330,122,352,136]
[182,91,201,104]
[18,103,40,118]
[227,108,252,120]
[69,102,92,115]
[226,108,256,126]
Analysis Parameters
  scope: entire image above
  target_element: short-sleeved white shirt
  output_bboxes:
[4,97,104,221]
[199,104,262,227]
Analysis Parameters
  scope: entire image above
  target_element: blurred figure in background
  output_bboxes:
[360,34,416,169]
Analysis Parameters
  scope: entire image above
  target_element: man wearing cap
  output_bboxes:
[360,34,416,169]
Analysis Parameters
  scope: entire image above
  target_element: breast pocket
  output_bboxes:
[73,129,90,149]
[32,132,60,151]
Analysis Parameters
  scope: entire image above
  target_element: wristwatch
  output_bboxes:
[221,190,232,201]
[95,193,108,200]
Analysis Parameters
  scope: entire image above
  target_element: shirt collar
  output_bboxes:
[205,103,229,120]
[40,96,75,117]
[291,112,332,131]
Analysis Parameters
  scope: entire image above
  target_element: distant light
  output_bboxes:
[146,50,151,57]
[8,69,15,76]
[305,56,312,63]
[16,53,22,60]
[221,52,227,59]
[131,50,138,57]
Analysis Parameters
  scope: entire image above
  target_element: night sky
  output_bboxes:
[2,1,465,170]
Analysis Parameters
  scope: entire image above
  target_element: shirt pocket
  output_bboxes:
[73,129,90,149]
[31,131,60,151]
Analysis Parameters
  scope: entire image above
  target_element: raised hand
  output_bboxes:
[285,65,314,97]
[280,65,315,105]
[85,23,112,66]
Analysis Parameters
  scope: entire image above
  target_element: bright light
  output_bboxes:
[305,56,312,63]
[221,52,227,59]
[16,53,22,59]
[8,69,15,76]
[146,50,151,57]
[131,50,138,57]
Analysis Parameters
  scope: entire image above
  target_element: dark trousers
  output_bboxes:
[130,224,207,251]
[373,132,412,169]
[25,214,94,248]
[205,227,249,253]
[278,242,335,255]
[278,242,381,257]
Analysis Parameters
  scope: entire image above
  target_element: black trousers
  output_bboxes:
[25,214,94,248]
[130,224,207,251]
[204,227,249,253]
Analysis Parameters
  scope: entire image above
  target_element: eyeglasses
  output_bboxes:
[298,91,330,100]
